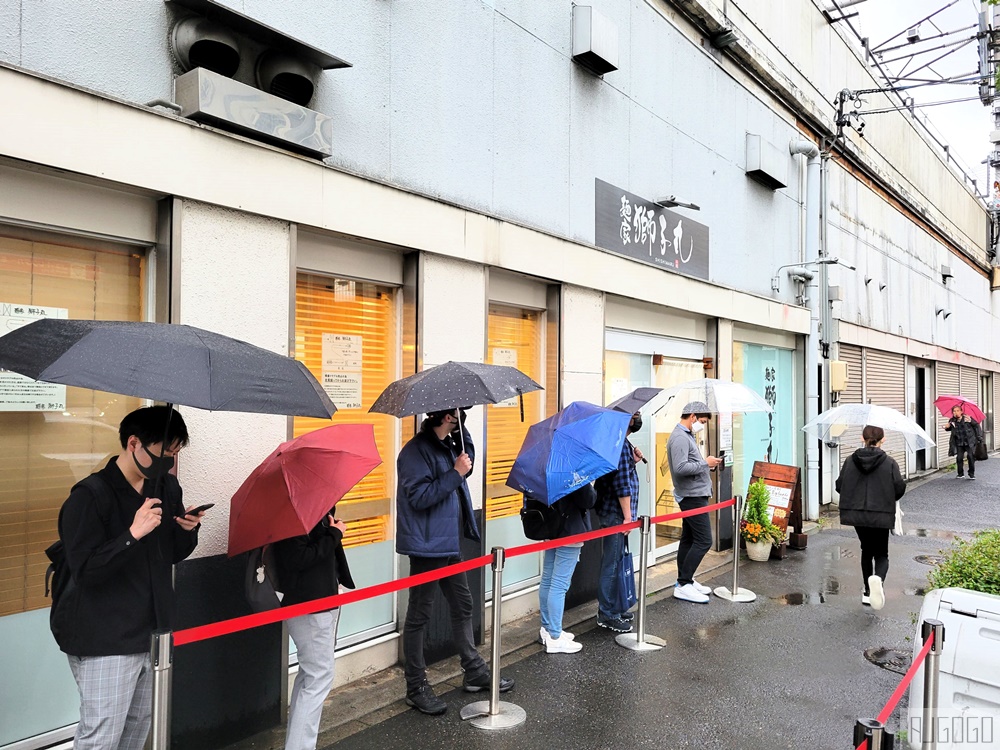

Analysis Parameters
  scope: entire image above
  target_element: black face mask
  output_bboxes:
[629,416,643,434]
[133,444,175,480]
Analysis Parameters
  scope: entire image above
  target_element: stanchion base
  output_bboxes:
[713,586,757,602]
[460,700,527,729]
[615,632,666,651]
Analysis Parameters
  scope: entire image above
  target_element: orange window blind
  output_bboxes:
[485,305,542,521]
[0,233,143,617]
[293,274,397,548]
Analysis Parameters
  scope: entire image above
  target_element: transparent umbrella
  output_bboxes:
[802,403,936,451]
[650,378,772,415]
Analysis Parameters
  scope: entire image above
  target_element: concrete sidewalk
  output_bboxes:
[228,458,999,750]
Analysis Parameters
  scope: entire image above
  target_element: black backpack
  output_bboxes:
[44,474,114,610]
[520,496,567,541]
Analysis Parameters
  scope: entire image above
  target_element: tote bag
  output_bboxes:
[615,537,638,613]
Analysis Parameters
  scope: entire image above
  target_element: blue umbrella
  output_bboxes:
[505,401,632,505]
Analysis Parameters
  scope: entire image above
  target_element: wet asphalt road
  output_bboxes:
[324,459,1000,750]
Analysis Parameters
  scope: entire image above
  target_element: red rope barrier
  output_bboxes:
[175,498,738,646]
[174,554,491,646]
[855,631,935,750]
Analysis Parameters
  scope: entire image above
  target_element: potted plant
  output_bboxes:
[741,478,784,562]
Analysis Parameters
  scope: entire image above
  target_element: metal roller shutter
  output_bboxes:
[936,363,960,466]
[960,366,979,403]
[864,349,907,472]
[838,344,864,466]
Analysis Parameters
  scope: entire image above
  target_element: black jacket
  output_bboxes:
[52,459,199,656]
[273,519,356,608]
[946,416,983,456]
[835,448,905,529]
[555,484,597,538]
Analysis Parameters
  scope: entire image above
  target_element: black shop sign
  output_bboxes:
[594,178,710,280]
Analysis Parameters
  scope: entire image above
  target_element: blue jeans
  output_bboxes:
[597,514,626,621]
[538,545,582,639]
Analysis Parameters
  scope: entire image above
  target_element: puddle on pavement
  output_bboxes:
[904,528,955,539]
[904,586,928,596]
[771,592,826,605]
[915,554,947,566]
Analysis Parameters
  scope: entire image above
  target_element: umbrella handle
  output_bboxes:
[519,391,524,422]
[150,403,174,502]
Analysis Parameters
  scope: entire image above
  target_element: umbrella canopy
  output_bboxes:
[227,424,382,556]
[607,387,663,414]
[505,401,631,506]
[933,395,985,423]
[802,403,936,451]
[369,361,543,417]
[0,319,336,418]
[652,378,772,415]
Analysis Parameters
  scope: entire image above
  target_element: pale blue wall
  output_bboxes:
[0,0,804,295]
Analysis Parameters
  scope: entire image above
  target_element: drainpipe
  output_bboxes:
[790,139,821,521]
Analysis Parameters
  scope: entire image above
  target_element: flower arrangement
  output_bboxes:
[740,478,784,546]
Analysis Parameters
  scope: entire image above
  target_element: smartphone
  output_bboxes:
[184,503,215,517]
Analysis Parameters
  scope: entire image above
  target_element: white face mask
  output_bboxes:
[692,421,705,434]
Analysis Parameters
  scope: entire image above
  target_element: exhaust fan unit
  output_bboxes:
[256,52,320,106]
[572,6,619,76]
[170,16,241,77]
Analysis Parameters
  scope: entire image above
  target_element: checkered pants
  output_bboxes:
[67,653,152,750]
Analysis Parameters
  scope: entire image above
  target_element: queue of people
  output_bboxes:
[50,397,931,747]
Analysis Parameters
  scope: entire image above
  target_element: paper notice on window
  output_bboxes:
[492,348,518,407]
[321,334,363,409]
[610,378,629,402]
[0,303,68,412]
[767,484,792,509]
[322,372,363,410]
[719,412,733,451]
[322,334,363,370]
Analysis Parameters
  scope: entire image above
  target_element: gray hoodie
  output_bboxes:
[666,424,712,499]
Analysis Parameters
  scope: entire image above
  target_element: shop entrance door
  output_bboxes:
[604,348,705,559]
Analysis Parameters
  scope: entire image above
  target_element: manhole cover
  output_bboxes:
[915,554,946,566]
[864,647,911,675]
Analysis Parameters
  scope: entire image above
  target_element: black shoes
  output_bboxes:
[621,611,635,622]
[462,670,514,693]
[596,616,632,633]
[405,683,447,715]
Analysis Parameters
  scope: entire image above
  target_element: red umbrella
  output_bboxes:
[227,424,382,557]
[933,395,985,423]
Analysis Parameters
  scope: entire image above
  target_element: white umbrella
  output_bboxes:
[802,403,936,451]
[650,378,773,415]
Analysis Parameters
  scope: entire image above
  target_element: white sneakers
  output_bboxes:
[861,593,871,606]
[673,582,710,604]
[867,575,885,610]
[539,627,575,644]
[691,580,712,595]
[544,631,582,653]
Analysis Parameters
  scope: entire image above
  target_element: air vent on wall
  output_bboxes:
[572,5,619,77]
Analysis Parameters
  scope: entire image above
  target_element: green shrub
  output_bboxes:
[927,529,1000,596]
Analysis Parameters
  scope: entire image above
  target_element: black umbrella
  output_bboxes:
[607,387,663,415]
[369,361,543,452]
[0,319,336,419]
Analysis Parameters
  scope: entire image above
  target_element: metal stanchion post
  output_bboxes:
[712,496,757,602]
[150,630,173,750]
[460,547,526,729]
[853,718,893,750]
[921,619,945,750]
[617,516,665,651]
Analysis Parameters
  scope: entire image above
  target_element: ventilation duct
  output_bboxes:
[256,52,320,106]
[171,16,241,77]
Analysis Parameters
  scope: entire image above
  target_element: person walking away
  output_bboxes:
[835,425,905,610]
[272,513,355,750]
[51,406,206,750]
[944,405,983,479]
[666,401,723,604]
[593,411,644,633]
[395,408,513,716]
[536,483,596,654]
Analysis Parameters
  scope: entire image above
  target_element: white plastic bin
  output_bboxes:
[908,588,1000,749]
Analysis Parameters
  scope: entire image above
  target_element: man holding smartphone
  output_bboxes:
[51,406,207,750]
[272,513,354,750]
